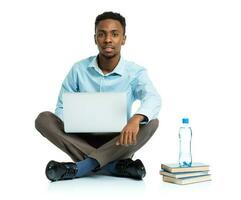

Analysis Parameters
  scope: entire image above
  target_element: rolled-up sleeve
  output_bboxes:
[133,69,161,123]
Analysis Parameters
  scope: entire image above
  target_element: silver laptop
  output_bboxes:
[63,92,127,133]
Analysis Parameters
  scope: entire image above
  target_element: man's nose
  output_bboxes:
[104,34,112,43]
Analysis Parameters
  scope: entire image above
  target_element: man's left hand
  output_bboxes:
[116,114,145,146]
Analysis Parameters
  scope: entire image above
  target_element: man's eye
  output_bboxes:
[113,32,119,37]
[97,33,104,37]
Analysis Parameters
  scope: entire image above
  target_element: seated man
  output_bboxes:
[35,11,161,181]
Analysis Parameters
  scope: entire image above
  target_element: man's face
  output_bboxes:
[95,19,126,59]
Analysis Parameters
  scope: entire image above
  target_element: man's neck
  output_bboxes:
[97,54,120,74]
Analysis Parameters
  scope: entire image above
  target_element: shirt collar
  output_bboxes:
[88,55,125,76]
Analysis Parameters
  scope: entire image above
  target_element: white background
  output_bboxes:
[0,0,241,199]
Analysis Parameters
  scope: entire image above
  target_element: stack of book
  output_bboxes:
[160,162,211,185]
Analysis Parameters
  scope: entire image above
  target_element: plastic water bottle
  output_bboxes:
[179,118,192,167]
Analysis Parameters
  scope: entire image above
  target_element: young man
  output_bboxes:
[35,11,161,181]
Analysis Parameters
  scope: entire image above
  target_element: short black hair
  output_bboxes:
[95,11,126,35]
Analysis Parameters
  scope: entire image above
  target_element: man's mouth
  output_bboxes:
[103,46,114,53]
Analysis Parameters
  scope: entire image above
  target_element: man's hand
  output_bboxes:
[116,114,145,146]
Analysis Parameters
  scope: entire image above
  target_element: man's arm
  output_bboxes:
[133,69,161,123]
[55,66,78,121]
[116,114,145,146]
[116,68,161,146]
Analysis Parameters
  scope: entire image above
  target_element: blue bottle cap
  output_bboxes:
[182,118,189,124]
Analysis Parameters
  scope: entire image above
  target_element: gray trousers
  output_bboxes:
[35,111,159,167]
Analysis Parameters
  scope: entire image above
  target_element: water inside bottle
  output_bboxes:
[179,126,192,167]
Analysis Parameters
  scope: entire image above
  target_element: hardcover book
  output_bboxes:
[161,162,209,173]
[162,174,211,185]
[160,170,209,178]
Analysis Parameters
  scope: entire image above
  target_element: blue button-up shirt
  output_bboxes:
[55,56,161,123]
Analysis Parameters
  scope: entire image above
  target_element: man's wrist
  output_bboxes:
[130,114,146,124]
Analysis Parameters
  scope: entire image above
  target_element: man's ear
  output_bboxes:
[94,34,97,44]
[122,35,126,45]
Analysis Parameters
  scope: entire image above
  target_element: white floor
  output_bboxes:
[3,164,234,200]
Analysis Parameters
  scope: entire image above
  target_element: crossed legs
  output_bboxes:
[35,111,159,180]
